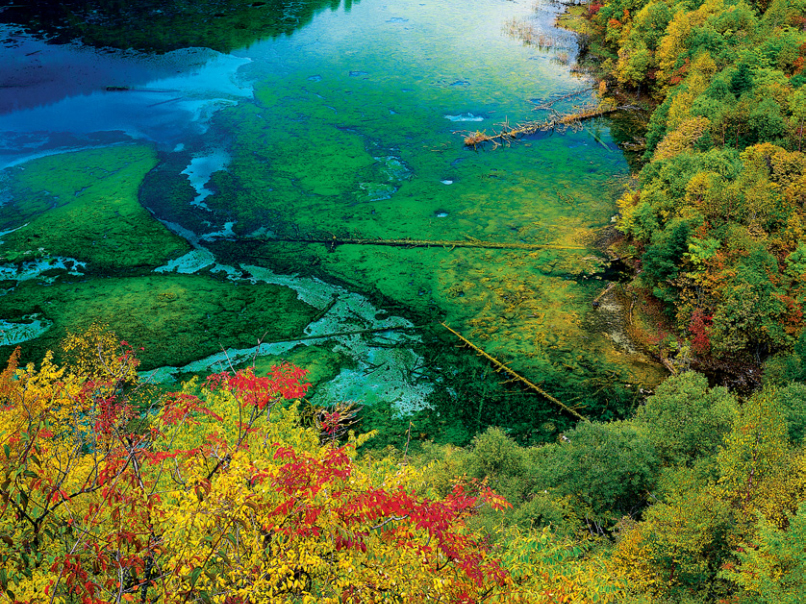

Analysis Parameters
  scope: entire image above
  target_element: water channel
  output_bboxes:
[0,0,665,445]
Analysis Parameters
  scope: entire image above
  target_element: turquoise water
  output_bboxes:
[0,0,664,444]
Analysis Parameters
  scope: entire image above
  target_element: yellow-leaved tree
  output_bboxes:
[0,333,512,604]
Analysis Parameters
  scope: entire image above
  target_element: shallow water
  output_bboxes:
[0,0,664,442]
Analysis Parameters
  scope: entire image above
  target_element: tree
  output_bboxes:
[635,371,738,467]
[790,90,806,151]
[0,340,512,603]
[613,470,735,600]
[615,40,653,88]
[500,525,628,603]
[718,389,790,514]
[641,221,691,306]
[720,503,806,603]
[532,421,660,530]
[709,247,790,360]
[776,382,806,444]
[730,64,754,97]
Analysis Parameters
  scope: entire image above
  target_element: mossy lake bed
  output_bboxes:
[0,0,666,445]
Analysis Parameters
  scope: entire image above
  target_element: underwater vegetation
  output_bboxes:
[0,274,318,370]
[0,147,318,370]
[0,0,669,447]
[0,146,190,272]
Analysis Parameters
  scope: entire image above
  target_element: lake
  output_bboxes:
[0,0,664,445]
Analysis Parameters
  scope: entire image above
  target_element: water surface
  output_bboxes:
[0,0,664,443]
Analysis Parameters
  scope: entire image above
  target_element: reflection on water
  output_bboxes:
[0,0,352,52]
[0,0,665,443]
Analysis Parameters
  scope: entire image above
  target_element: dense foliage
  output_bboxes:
[0,335,511,603]
[4,327,806,602]
[4,1,806,600]
[588,0,806,368]
[423,370,806,603]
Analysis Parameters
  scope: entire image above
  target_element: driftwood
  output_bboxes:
[440,322,587,421]
[461,104,621,149]
[258,236,585,251]
[660,356,678,376]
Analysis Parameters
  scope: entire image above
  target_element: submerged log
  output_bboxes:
[591,282,616,308]
[529,88,588,111]
[440,322,587,421]
[461,104,621,149]
[259,236,585,251]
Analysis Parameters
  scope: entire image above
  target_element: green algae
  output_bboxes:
[0,146,190,273]
[161,0,667,428]
[0,274,318,370]
[199,101,382,236]
[139,155,223,238]
[198,96,660,422]
[229,239,665,423]
[1,0,668,445]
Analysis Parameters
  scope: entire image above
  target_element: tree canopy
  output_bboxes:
[591,0,806,368]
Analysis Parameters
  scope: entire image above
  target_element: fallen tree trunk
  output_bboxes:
[529,88,589,111]
[257,325,427,345]
[440,322,588,421]
[257,236,585,251]
[462,104,621,149]
[591,282,616,308]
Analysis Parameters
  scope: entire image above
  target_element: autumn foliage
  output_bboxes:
[587,0,806,369]
[4,322,806,604]
[0,339,511,603]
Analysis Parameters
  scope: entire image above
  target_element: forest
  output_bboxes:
[3,0,806,601]
[598,0,806,378]
[3,325,806,602]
